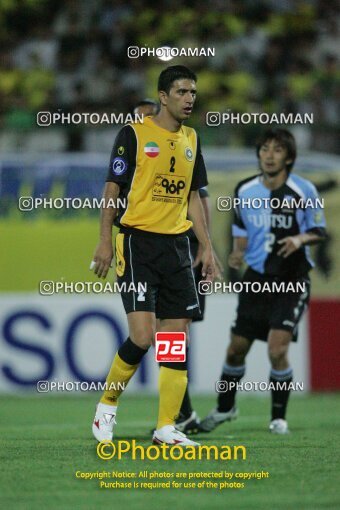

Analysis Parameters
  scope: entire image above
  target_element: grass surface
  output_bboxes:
[1,393,339,510]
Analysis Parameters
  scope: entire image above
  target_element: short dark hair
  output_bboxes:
[133,98,160,115]
[158,65,197,94]
[134,99,158,109]
[256,128,297,171]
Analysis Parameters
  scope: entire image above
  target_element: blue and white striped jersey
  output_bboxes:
[232,173,327,277]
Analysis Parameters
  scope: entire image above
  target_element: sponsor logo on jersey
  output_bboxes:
[144,141,160,158]
[248,213,293,229]
[152,174,186,203]
[112,157,127,175]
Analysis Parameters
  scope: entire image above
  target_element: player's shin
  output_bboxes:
[100,337,149,405]
[269,367,293,420]
[179,386,193,418]
[157,362,188,429]
[217,363,246,412]
[178,350,193,418]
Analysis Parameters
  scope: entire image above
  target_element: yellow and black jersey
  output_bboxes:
[106,116,208,234]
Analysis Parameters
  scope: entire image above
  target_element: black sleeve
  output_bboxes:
[313,179,337,193]
[233,184,246,231]
[305,226,327,238]
[190,134,208,191]
[106,125,137,184]
[199,187,209,198]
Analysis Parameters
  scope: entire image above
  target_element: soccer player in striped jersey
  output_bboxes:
[200,128,327,435]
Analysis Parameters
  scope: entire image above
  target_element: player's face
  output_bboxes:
[160,79,197,122]
[259,139,292,175]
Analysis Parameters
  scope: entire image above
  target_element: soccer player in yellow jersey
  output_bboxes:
[91,66,215,446]
[133,99,223,435]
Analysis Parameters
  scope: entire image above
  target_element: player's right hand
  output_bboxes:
[91,241,113,279]
[228,250,244,269]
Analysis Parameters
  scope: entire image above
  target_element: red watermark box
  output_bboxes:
[155,332,186,362]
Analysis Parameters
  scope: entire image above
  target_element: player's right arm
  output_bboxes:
[93,182,120,278]
[229,184,248,269]
[92,125,136,279]
[277,181,327,259]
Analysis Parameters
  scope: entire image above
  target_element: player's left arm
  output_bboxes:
[188,190,215,280]
[192,192,223,278]
[278,183,327,258]
[187,134,215,280]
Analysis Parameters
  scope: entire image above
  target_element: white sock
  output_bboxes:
[98,402,117,414]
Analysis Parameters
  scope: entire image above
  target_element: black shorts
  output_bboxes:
[231,267,310,342]
[115,229,200,319]
[190,239,206,322]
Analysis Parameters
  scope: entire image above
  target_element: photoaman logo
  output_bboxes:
[144,142,160,158]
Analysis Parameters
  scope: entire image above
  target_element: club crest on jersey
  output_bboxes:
[112,157,127,175]
[185,147,193,161]
[144,141,160,158]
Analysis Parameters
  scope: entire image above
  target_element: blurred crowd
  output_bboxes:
[0,0,339,152]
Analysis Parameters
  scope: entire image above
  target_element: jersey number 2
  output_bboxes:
[264,233,276,253]
[169,157,176,173]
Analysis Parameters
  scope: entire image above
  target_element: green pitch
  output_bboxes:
[1,393,339,510]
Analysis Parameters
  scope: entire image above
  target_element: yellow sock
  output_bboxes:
[100,353,138,406]
[157,367,187,429]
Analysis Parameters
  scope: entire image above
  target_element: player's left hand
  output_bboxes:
[201,245,216,281]
[212,248,223,280]
[193,243,203,268]
[194,244,223,280]
[277,235,303,258]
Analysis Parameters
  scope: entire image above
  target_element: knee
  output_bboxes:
[268,330,291,368]
[227,344,247,366]
[268,344,288,367]
[130,327,155,350]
